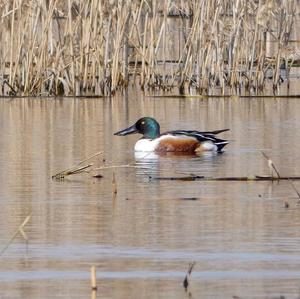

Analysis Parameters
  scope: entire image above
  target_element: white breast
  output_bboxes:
[134,138,160,152]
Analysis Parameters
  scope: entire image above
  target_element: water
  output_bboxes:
[0,95,300,299]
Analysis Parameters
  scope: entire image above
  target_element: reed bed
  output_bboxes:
[0,0,298,96]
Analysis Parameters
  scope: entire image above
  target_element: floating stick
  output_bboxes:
[52,164,93,179]
[52,152,102,179]
[150,175,300,181]
[94,164,152,171]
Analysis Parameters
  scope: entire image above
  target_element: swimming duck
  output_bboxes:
[114,117,229,153]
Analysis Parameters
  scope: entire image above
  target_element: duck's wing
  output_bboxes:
[162,129,229,152]
[166,128,229,136]
[199,128,230,135]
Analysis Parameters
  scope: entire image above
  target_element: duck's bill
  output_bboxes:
[114,124,138,136]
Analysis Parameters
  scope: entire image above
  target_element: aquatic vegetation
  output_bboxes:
[0,0,298,96]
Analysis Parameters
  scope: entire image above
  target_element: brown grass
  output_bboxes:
[0,0,298,96]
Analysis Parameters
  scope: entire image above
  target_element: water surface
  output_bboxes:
[0,95,300,298]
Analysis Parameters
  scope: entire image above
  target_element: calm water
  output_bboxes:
[0,94,300,299]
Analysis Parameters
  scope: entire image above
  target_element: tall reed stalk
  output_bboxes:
[0,0,297,96]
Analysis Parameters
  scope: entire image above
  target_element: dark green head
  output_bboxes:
[114,117,160,139]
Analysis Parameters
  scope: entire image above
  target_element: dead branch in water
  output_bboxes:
[53,163,94,179]
[52,151,102,179]
[94,164,153,171]
[0,214,31,256]
[150,175,300,182]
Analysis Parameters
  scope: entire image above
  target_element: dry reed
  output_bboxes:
[112,172,117,195]
[90,266,97,291]
[0,214,31,256]
[289,180,300,199]
[183,261,196,290]
[261,151,281,178]
[0,0,298,96]
[52,151,102,179]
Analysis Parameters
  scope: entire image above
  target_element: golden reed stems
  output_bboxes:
[0,0,297,96]
[90,266,97,291]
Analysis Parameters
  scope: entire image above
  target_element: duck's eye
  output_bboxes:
[141,121,145,125]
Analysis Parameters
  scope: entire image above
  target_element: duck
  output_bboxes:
[114,117,229,153]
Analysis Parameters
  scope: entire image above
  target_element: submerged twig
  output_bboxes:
[94,164,153,171]
[183,262,196,290]
[92,164,152,180]
[52,152,102,179]
[0,214,31,256]
[150,175,300,182]
[261,152,281,178]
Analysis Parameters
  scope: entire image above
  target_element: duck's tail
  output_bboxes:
[214,138,229,152]
[201,128,230,135]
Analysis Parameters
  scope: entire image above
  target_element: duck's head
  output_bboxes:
[114,117,160,139]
